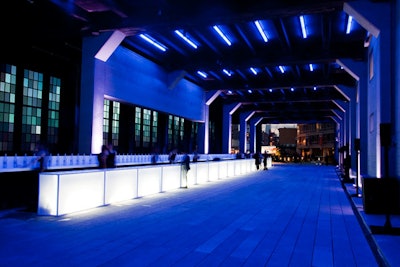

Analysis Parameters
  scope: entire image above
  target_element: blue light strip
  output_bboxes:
[346,16,353,34]
[174,30,198,49]
[213,25,232,46]
[139,34,167,52]
[255,20,268,42]
[223,69,232,76]
[300,16,307,39]
[250,67,258,75]
[197,71,208,78]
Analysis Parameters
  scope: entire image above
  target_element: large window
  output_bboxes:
[103,99,110,145]
[111,101,120,146]
[0,64,16,152]
[21,69,43,152]
[143,108,151,147]
[47,76,61,145]
[135,107,142,147]
[103,99,120,146]
[152,111,158,145]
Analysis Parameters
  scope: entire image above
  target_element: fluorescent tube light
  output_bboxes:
[346,16,353,34]
[279,66,285,73]
[174,30,198,49]
[213,25,232,46]
[223,69,232,76]
[250,67,258,75]
[255,20,268,42]
[197,71,208,78]
[300,16,307,39]
[139,34,167,52]
[309,64,314,71]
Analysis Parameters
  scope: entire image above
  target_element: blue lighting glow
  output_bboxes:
[139,34,167,52]
[346,16,353,34]
[213,25,232,46]
[313,86,317,91]
[279,66,285,73]
[228,90,232,94]
[197,71,208,78]
[291,87,294,91]
[269,89,273,92]
[174,30,198,49]
[255,20,268,42]
[300,16,307,39]
[223,69,232,76]
[309,64,314,71]
[248,89,253,93]
[250,67,258,75]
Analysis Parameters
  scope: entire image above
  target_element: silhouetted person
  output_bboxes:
[33,142,49,172]
[98,145,108,168]
[106,143,116,168]
[253,152,261,170]
[181,152,190,188]
[263,151,268,170]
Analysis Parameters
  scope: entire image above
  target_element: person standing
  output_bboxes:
[98,145,109,168]
[253,152,261,170]
[181,152,190,188]
[106,143,116,168]
[263,150,268,170]
[34,142,49,172]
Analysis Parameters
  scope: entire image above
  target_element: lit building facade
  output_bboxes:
[296,123,336,163]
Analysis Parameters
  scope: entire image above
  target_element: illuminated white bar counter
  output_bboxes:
[38,159,256,216]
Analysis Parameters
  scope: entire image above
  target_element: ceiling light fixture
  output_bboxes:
[174,30,198,49]
[139,34,167,52]
[213,25,232,46]
[291,87,294,91]
[254,20,268,42]
[269,89,273,92]
[197,71,208,78]
[248,89,253,93]
[279,66,285,73]
[250,67,258,75]
[346,15,353,34]
[309,64,314,71]
[299,16,307,39]
[223,69,232,76]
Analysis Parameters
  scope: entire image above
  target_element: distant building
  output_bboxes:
[296,123,336,163]
[278,128,298,160]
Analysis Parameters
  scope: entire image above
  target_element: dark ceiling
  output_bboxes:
[5,0,371,124]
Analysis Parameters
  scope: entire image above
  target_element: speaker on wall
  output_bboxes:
[354,138,360,151]
[380,123,391,147]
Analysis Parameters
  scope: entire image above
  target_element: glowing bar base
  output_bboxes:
[38,159,256,216]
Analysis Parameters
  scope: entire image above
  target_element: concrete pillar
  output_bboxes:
[239,111,254,153]
[222,103,241,154]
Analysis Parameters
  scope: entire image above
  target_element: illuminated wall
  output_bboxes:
[79,35,206,154]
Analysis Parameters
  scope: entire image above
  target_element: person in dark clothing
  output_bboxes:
[33,142,49,172]
[98,145,109,168]
[181,152,190,188]
[106,143,116,168]
[263,151,268,170]
[253,152,261,170]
